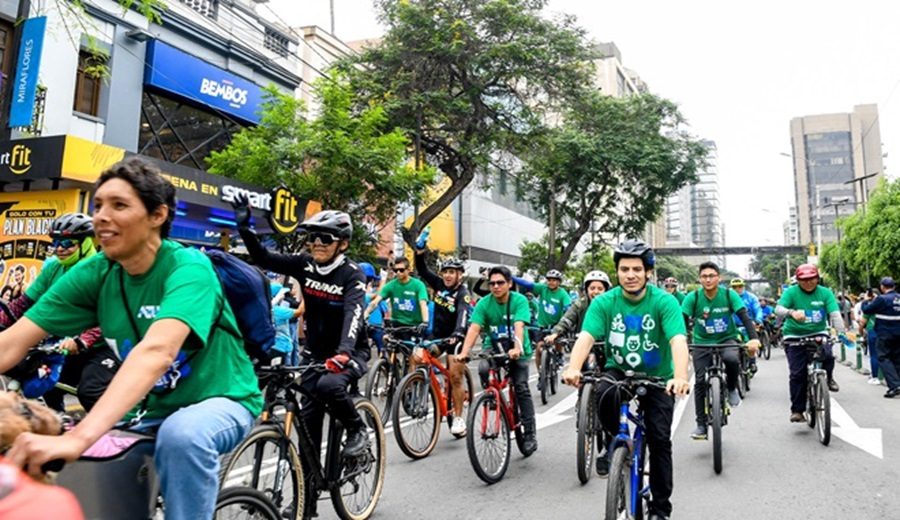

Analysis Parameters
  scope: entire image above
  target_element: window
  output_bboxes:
[73,50,105,117]
[264,28,290,58]
[179,0,218,19]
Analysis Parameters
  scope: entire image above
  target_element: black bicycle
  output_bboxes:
[530,326,561,405]
[689,345,736,474]
[364,325,416,425]
[574,369,605,484]
[785,335,832,446]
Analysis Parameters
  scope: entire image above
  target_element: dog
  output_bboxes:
[0,391,63,455]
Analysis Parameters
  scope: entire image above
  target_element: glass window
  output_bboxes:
[73,50,105,116]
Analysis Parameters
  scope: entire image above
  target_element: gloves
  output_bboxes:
[326,353,351,373]
[415,323,429,337]
[230,193,252,227]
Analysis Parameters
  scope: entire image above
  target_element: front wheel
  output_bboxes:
[549,352,560,396]
[815,372,831,446]
[331,399,386,520]
[540,352,551,405]
[365,358,398,427]
[576,382,596,484]
[710,377,723,475]
[392,371,440,460]
[605,446,633,520]
[215,486,281,520]
[466,391,511,484]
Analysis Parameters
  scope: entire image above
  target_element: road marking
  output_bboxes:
[670,373,695,440]
[830,397,883,459]
[535,391,578,431]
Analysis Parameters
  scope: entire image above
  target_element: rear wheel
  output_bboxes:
[806,375,817,429]
[446,367,475,439]
[539,351,550,405]
[604,445,632,520]
[815,373,831,446]
[710,377,723,475]
[549,351,559,396]
[331,399,386,520]
[392,371,439,460]
[466,392,510,484]
[365,359,398,427]
[214,486,281,520]
[576,382,596,484]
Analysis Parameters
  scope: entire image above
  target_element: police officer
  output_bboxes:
[862,277,900,398]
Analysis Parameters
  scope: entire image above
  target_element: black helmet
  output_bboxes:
[613,239,655,269]
[299,210,352,240]
[439,257,465,272]
[50,213,93,240]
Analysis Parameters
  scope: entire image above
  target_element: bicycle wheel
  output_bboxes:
[510,390,527,456]
[550,353,559,396]
[446,367,475,439]
[215,486,281,520]
[219,424,304,520]
[331,399,386,520]
[604,445,632,520]
[806,376,816,429]
[576,381,595,484]
[709,377,723,475]
[761,330,772,360]
[466,392,510,484]
[392,371,440,459]
[540,353,550,405]
[365,358,398,427]
[815,372,831,446]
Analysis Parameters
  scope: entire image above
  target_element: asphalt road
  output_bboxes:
[312,347,900,520]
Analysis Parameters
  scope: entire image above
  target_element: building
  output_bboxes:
[788,104,884,247]
[783,206,800,246]
[591,42,648,97]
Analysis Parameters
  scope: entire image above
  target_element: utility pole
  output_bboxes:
[548,184,556,271]
[844,172,879,288]
[329,0,335,35]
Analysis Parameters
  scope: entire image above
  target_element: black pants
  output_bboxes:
[44,345,119,412]
[298,369,365,459]
[876,336,900,391]
[784,339,835,413]
[595,369,675,517]
[691,342,739,425]
[478,357,535,431]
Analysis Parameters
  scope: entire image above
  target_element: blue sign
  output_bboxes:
[8,17,47,128]
[144,41,263,125]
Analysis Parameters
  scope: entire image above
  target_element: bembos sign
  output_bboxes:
[144,41,262,124]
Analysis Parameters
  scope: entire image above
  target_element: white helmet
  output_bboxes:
[583,270,611,291]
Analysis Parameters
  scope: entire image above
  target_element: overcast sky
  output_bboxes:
[267,0,900,274]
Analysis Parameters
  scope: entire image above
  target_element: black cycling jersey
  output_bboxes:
[414,252,470,339]
[239,227,368,362]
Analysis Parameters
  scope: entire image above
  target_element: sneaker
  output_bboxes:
[648,513,670,520]
[342,428,368,458]
[868,378,882,385]
[450,416,467,436]
[728,389,741,407]
[522,432,538,456]
[749,361,758,374]
[885,388,900,399]
[828,379,840,392]
[595,454,609,477]
[790,412,805,422]
[536,378,543,391]
[690,425,708,440]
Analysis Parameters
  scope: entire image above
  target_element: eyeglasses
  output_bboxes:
[305,231,338,245]
[51,238,78,249]
[699,274,719,280]
[393,268,408,273]
[488,280,507,287]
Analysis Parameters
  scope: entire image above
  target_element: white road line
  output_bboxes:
[670,373,695,440]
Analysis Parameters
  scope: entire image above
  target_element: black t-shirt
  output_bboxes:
[415,252,470,338]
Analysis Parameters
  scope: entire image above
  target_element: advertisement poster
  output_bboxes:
[0,190,82,303]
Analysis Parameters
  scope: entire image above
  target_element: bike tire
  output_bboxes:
[604,446,632,520]
[815,373,831,446]
[215,486,281,520]
[331,398,386,520]
[392,371,440,460]
[550,354,559,396]
[511,391,527,456]
[710,377,723,475]
[466,392,511,484]
[219,424,304,520]
[806,380,816,429]
[763,331,772,360]
[446,367,475,439]
[576,381,595,484]
[540,353,550,405]
[365,358,398,427]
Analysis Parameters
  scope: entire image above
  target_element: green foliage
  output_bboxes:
[655,256,698,289]
[520,92,709,269]
[749,253,807,295]
[344,0,595,244]
[517,237,615,288]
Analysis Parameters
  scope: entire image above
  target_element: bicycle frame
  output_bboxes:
[413,345,453,419]
[480,358,519,438]
[611,399,647,518]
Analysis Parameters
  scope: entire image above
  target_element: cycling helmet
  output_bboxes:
[50,213,93,240]
[439,257,465,272]
[664,277,678,286]
[299,210,353,240]
[583,270,611,290]
[795,264,819,281]
[613,239,655,268]
[730,278,745,287]
[546,269,563,280]
[359,262,379,281]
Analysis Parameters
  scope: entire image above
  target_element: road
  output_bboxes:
[312,347,900,519]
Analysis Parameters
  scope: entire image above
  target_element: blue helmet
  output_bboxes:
[359,262,379,281]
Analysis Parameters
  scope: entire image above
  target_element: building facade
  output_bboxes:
[783,205,800,246]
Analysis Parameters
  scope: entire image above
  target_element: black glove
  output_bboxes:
[415,323,429,337]
[231,193,252,227]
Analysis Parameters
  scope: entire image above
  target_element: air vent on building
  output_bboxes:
[264,28,290,58]
[179,0,218,19]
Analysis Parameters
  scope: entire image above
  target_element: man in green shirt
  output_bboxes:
[457,265,537,456]
[513,269,571,384]
[663,277,686,305]
[563,240,690,520]
[681,261,760,439]
[365,257,429,335]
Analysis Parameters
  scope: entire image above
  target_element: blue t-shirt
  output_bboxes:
[365,293,388,327]
[272,305,295,354]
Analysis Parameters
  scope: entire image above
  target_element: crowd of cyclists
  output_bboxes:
[0,156,893,520]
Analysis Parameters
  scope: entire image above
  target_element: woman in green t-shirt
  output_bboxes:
[0,158,261,520]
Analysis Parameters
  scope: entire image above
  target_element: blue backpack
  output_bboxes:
[206,249,276,362]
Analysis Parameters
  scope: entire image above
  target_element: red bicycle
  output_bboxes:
[466,351,527,484]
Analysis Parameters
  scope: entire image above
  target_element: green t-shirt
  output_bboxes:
[777,285,840,338]
[672,290,686,305]
[864,313,875,331]
[581,285,685,379]
[470,291,533,359]
[681,288,746,345]
[380,277,429,326]
[533,283,572,328]
[25,240,263,420]
[24,257,67,301]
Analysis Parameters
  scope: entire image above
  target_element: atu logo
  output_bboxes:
[0,144,33,175]
[268,186,300,235]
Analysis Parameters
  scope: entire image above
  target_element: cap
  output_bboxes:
[881,277,896,288]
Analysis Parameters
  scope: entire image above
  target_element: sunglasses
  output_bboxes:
[305,231,338,245]
[488,280,507,287]
[393,267,408,273]
[51,238,78,249]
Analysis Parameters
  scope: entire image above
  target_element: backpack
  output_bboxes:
[205,249,276,362]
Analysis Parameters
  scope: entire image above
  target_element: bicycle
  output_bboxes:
[574,369,603,484]
[391,338,475,460]
[364,325,416,425]
[530,326,559,405]
[689,345,736,474]
[785,335,832,446]
[466,351,527,484]
[0,341,84,418]
[757,323,772,360]
[603,371,668,520]
[736,345,754,398]
[220,363,386,520]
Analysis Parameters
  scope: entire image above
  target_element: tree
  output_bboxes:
[207,72,433,255]
[345,0,594,246]
[519,92,709,269]
[655,256,698,289]
[749,253,807,294]
[517,237,614,288]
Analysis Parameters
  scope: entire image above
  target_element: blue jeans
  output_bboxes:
[135,398,255,520]
[868,329,880,378]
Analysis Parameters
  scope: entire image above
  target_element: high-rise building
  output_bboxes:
[789,105,884,247]
[783,206,800,246]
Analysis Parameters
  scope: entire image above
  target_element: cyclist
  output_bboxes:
[512,270,571,389]
[0,158,262,519]
[731,278,763,372]
[235,203,371,460]
[776,264,844,422]
[563,240,690,520]
[681,262,760,440]
[0,213,119,413]
[360,262,388,356]
[456,265,538,455]
[365,257,429,338]
[414,249,472,435]
[663,277,686,305]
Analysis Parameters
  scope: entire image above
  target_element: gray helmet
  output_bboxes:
[299,210,352,240]
[613,239,655,268]
[546,269,563,280]
[50,213,93,240]
[439,257,465,272]
[583,270,611,290]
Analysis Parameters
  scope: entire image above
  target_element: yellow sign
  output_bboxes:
[8,144,33,175]
[269,186,301,235]
[0,190,84,302]
[61,135,125,182]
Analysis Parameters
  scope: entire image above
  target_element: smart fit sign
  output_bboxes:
[268,186,301,235]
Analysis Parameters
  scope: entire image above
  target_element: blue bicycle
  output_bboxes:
[603,371,667,520]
